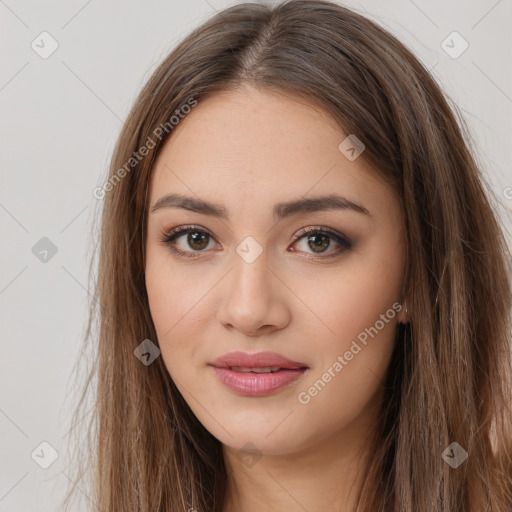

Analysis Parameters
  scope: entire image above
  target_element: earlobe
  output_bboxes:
[398,300,409,324]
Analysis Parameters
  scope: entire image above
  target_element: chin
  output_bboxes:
[208,419,311,456]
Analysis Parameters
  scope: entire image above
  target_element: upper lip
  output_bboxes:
[209,351,309,369]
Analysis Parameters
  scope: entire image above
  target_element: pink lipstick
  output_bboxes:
[209,351,309,397]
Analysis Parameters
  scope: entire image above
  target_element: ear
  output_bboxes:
[397,300,409,324]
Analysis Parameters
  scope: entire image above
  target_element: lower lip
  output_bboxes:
[210,366,308,396]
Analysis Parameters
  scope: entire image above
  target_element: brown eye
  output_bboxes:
[186,231,210,251]
[160,224,352,260]
[160,225,217,258]
[290,227,352,258]
[305,233,331,253]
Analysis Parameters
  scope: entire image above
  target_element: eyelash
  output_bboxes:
[159,224,353,260]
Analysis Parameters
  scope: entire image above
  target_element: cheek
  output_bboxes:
[145,254,188,361]
[307,262,402,344]
[299,237,404,395]
[145,249,202,332]
[145,253,214,382]
[295,264,400,431]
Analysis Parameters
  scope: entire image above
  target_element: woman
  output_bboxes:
[62,1,512,511]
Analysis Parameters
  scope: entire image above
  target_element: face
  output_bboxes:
[145,85,407,456]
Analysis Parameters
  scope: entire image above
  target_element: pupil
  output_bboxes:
[188,232,208,250]
[308,234,329,253]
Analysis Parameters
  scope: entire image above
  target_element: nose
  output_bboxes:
[216,248,291,337]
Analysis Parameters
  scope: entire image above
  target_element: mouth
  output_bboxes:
[210,350,308,369]
[208,351,309,396]
[226,366,301,373]
[208,364,309,396]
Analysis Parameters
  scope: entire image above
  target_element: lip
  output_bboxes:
[208,351,309,397]
[210,351,308,370]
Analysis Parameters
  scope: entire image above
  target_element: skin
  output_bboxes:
[145,84,408,512]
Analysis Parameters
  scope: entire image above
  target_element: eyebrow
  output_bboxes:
[151,193,371,220]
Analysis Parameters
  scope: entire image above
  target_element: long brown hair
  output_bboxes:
[60,1,512,510]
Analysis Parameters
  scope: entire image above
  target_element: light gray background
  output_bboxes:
[1,1,511,510]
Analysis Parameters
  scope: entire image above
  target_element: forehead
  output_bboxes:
[148,86,394,216]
